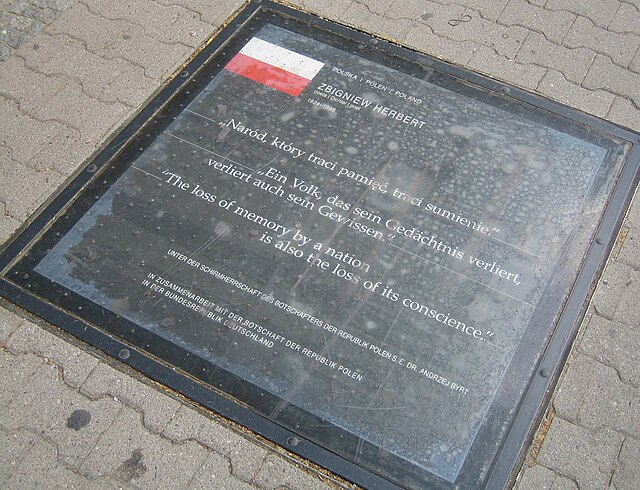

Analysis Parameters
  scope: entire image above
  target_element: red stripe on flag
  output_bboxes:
[224,52,311,97]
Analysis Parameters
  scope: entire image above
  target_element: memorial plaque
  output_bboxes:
[2,2,640,488]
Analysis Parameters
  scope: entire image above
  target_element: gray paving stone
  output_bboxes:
[7,321,99,388]
[552,358,582,425]
[80,405,208,487]
[590,259,634,320]
[516,463,556,489]
[0,350,50,409]
[165,408,316,487]
[498,0,575,43]
[425,4,528,59]
[536,69,615,117]
[1,21,20,40]
[0,308,24,345]
[164,405,259,455]
[81,362,181,433]
[23,18,45,36]
[163,8,213,49]
[631,46,640,73]
[318,2,363,29]
[153,0,245,25]
[554,354,640,437]
[622,189,640,230]
[612,226,632,264]
[19,32,156,108]
[0,96,64,163]
[4,438,129,490]
[581,315,640,388]
[427,3,479,30]
[32,0,73,11]
[2,436,91,488]
[7,31,29,49]
[618,215,640,269]
[0,427,39,482]
[188,451,256,490]
[34,80,130,142]
[82,0,214,49]
[348,0,393,15]
[26,124,95,176]
[609,3,640,35]
[0,56,66,117]
[516,31,596,84]
[45,2,133,53]
[545,0,620,28]
[404,25,478,66]
[1,12,19,30]
[453,0,510,21]
[469,46,547,89]
[22,5,60,25]
[0,0,71,57]
[0,354,122,469]
[563,16,640,68]
[610,268,640,326]
[0,46,11,61]
[537,417,624,489]
[551,474,579,490]
[621,0,640,8]
[611,437,640,489]
[583,55,640,108]
[4,0,32,16]
[293,0,352,19]
[6,13,31,31]
[364,12,415,42]
[95,56,158,110]
[0,214,21,245]
[339,3,413,41]
[385,0,441,21]
[0,154,66,221]
[227,437,271,483]
[607,96,640,133]
[101,24,191,81]
[252,453,331,490]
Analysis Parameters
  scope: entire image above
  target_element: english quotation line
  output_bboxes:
[184,110,546,265]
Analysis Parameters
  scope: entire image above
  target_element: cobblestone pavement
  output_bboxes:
[0,0,73,61]
[1,0,639,488]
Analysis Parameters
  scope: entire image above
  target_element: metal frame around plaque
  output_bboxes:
[1,2,640,488]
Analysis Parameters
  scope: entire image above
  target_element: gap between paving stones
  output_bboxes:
[40,3,191,80]
[0,347,276,489]
[1,313,342,488]
[336,1,639,117]
[0,425,132,488]
[0,93,83,139]
[0,0,74,61]
[3,0,640,488]
[76,0,211,50]
[13,33,158,109]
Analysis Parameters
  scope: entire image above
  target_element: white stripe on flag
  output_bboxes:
[239,37,324,80]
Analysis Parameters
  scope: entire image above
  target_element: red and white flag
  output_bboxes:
[224,37,324,96]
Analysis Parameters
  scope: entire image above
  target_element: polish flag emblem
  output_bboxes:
[224,37,325,97]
